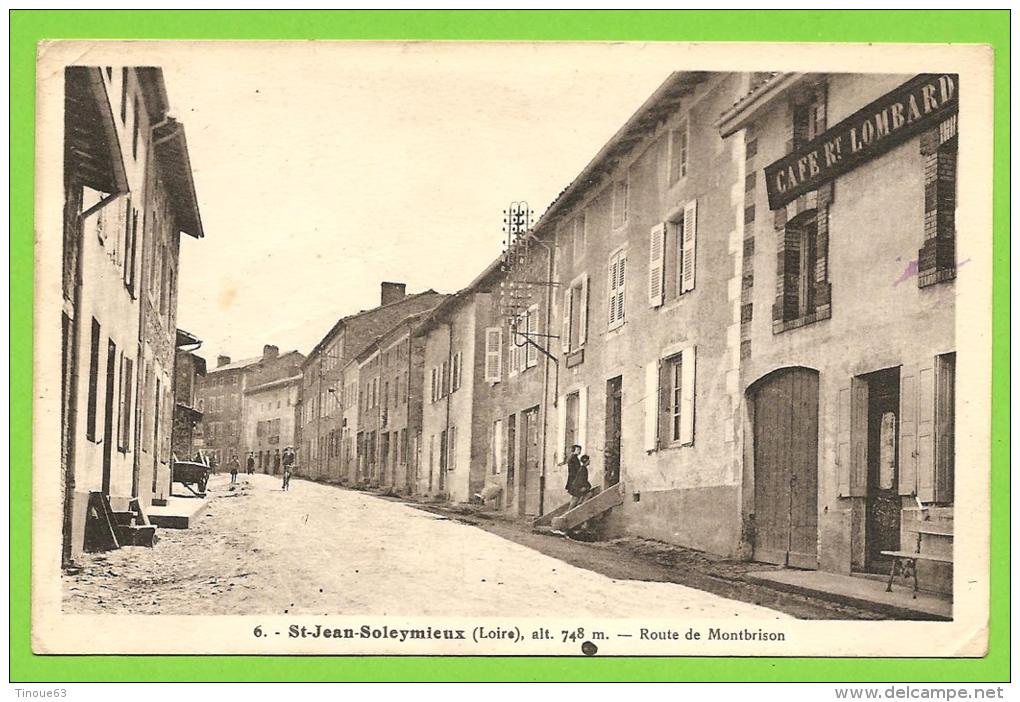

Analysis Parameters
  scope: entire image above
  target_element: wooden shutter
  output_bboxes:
[607,258,618,327]
[578,274,589,346]
[848,377,869,496]
[916,363,936,502]
[934,354,955,503]
[578,385,589,454]
[648,223,666,307]
[560,288,573,353]
[617,254,627,322]
[679,346,696,445]
[836,384,852,497]
[484,328,502,382]
[556,395,567,462]
[898,364,918,496]
[644,361,659,452]
[530,306,538,369]
[681,200,698,293]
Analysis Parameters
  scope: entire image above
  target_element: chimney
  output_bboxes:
[263,344,279,360]
[217,355,231,368]
[380,281,406,306]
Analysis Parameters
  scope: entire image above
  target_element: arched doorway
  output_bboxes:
[750,367,819,569]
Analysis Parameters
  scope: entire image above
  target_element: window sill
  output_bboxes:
[772,304,832,334]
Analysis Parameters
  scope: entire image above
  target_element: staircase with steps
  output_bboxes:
[85,493,158,551]
[548,482,625,533]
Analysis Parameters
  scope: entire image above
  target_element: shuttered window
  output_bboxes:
[648,223,666,308]
[117,354,133,452]
[680,199,698,294]
[669,120,689,184]
[612,179,628,228]
[645,347,697,452]
[562,274,589,352]
[484,328,502,382]
[608,250,627,329]
[526,304,539,368]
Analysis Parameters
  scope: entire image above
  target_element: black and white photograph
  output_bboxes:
[33,41,993,657]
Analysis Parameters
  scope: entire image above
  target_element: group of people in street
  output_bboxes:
[226,447,296,491]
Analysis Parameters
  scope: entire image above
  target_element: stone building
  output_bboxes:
[60,66,203,561]
[296,283,446,480]
[171,329,205,465]
[193,344,302,469]
[718,72,958,591]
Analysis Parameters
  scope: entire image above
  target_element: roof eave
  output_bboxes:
[717,73,806,138]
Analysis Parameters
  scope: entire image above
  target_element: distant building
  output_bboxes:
[171,329,205,468]
[242,345,303,474]
[296,283,446,479]
[60,66,203,562]
[193,344,303,468]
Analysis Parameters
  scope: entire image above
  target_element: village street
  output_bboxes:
[63,474,793,621]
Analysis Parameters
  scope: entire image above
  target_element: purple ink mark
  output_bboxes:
[894,259,919,286]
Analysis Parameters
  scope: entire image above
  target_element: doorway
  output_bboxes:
[102,340,117,495]
[604,376,622,487]
[751,367,819,569]
[520,407,540,516]
[506,413,517,510]
[864,367,901,573]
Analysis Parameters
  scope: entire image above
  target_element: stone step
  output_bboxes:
[551,482,624,532]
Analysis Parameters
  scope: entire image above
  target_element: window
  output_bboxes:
[774,209,829,328]
[440,360,449,396]
[484,328,503,382]
[651,200,698,308]
[572,213,587,260]
[124,208,138,296]
[612,178,629,228]
[669,119,689,184]
[525,304,539,368]
[450,352,462,392]
[117,354,133,452]
[645,347,696,451]
[561,275,589,353]
[508,318,522,377]
[120,68,128,124]
[132,94,141,160]
[430,367,437,402]
[86,318,101,442]
[607,250,627,329]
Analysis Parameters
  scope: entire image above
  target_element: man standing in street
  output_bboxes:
[246,452,255,476]
[229,454,240,484]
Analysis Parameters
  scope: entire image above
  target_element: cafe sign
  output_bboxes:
[764,73,958,210]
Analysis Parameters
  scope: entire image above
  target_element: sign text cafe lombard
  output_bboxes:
[764,73,959,210]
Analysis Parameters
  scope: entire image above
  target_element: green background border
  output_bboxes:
[10,9,1010,682]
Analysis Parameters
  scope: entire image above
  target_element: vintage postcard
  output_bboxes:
[32,39,993,657]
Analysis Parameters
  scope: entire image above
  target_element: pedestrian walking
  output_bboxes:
[568,454,593,509]
[281,446,295,491]
[229,454,240,484]
[246,452,255,475]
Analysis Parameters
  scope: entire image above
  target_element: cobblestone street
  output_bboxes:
[64,474,791,621]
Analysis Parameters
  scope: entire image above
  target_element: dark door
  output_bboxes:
[506,413,517,510]
[865,368,901,572]
[752,367,819,569]
[520,407,540,516]
[102,340,117,495]
[604,376,623,487]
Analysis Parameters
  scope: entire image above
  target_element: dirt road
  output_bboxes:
[64,474,789,621]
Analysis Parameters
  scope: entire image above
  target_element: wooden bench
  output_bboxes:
[882,523,953,598]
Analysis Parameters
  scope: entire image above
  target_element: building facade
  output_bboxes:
[60,66,203,561]
[296,283,446,480]
[719,72,958,591]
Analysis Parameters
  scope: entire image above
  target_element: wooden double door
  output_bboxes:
[752,367,820,569]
